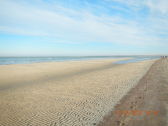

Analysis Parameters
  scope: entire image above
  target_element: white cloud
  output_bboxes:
[108,0,168,14]
[0,0,168,46]
[146,0,168,14]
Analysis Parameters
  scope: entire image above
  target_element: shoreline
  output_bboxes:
[0,57,131,66]
[0,59,124,91]
[0,56,160,66]
[98,58,168,126]
[0,58,128,90]
[0,58,129,66]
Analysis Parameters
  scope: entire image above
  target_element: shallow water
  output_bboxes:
[114,56,160,64]
[0,56,121,65]
[0,56,160,65]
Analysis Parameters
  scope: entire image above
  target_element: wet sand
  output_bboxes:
[0,58,155,126]
[98,58,168,126]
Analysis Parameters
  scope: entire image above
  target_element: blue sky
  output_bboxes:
[0,0,168,56]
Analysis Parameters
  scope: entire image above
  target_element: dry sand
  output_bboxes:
[0,58,156,126]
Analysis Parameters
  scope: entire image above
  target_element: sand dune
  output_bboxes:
[0,59,155,126]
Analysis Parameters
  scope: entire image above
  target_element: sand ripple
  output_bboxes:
[0,60,155,126]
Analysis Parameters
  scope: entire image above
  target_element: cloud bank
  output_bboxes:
[0,0,168,47]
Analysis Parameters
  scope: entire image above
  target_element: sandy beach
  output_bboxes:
[0,58,156,126]
[98,58,168,126]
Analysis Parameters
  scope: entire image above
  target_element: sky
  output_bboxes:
[0,0,168,56]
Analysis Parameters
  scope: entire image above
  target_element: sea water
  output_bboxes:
[0,56,160,65]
